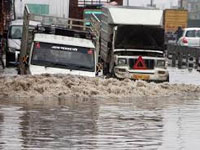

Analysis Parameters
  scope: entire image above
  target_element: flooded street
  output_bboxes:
[0,68,200,149]
[1,0,200,149]
[0,97,200,149]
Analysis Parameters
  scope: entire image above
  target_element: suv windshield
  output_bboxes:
[31,42,95,72]
[9,25,23,39]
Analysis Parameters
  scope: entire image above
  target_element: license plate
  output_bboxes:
[133,74,150,80]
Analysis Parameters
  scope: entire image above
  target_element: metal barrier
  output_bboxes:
[167,44,200,71]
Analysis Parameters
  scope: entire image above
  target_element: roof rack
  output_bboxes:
[34,24,92,39]
[20,4,99,64]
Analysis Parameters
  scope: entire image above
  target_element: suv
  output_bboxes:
[178,28,200,47]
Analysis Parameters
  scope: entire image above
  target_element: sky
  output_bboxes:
[124,0,179,9]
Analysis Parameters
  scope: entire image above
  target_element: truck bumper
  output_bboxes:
[114,66,169,82]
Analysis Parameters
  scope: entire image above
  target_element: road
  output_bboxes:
[0,67,200,85]
[169,67,200,85]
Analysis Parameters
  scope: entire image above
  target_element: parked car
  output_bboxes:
[177,27,200,47]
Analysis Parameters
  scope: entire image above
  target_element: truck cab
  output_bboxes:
[6,19,39,66]
[113,25,169,81]
[6,19,23,66]
[99,6,169,82]
[28,33,96,77]
[19,5,98,77]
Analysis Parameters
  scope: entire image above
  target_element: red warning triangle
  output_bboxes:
[133,56,147,70]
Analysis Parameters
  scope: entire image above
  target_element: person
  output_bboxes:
[175,26,183,43]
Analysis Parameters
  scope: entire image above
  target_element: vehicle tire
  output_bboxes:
[6,51,15,67]
[6,51,11,67]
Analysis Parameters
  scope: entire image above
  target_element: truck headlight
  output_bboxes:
[8,48,16,53]
[118,58,127,65]
[157,60,165,67]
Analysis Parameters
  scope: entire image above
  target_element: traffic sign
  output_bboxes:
[133,56,147,70]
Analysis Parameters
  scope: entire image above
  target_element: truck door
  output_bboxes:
[109,26,117,73]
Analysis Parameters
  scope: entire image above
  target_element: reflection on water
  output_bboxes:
[0,97,200,149]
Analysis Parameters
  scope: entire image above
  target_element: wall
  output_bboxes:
[15,0,69,19]
[69,0,123,19]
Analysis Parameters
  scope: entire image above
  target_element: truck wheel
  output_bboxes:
[6,51,15,67]
[6,52,10,67]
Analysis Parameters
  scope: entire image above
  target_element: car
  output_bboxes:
[177,27,200,47]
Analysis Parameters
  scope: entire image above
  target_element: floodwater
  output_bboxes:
[1,67,200,85]
[0,97,200,150]
[0,67,200,149]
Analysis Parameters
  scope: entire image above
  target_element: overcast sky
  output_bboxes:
[124,0,179,9]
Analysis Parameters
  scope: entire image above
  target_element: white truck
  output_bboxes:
[6,0,70,66]
[96,6,169,82]
[6,19,23,66]
[19,5,98,77]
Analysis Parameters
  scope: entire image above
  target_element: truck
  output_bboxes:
[6,0,70,66]
[94,6,169,82]
[164,9,188,42]
[19,5,99,77]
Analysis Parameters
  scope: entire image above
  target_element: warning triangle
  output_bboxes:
[133,56,147,70]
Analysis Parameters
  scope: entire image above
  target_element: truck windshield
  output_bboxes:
[9,25,23,39]
[31,42,95,72]
[115,25,165,50]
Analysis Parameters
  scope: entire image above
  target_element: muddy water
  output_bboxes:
[0,97,200,150]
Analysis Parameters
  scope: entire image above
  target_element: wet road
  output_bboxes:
[0,97,200,149]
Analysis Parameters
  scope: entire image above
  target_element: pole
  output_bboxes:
[127,0,129,6]
[13,0,16,19]
[180,0,183,8]
[150,0,153,6]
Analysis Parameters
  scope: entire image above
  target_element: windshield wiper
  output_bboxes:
[67,64,93,70]
[44,62,68,68]
[45,62,93,70]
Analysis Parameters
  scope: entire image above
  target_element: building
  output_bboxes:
[69,0,123,19]
[181,0,200,19]
[0,0,12,34]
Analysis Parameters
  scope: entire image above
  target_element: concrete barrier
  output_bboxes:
[188,56,195,71]
[167,44,200,70]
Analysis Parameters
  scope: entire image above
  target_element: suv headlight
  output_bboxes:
[118,58,127,65]
[157,60,165,67]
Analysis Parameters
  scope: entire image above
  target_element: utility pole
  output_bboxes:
[180,0,183,9]
[150,0,153,7]
[127,0,129,6]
